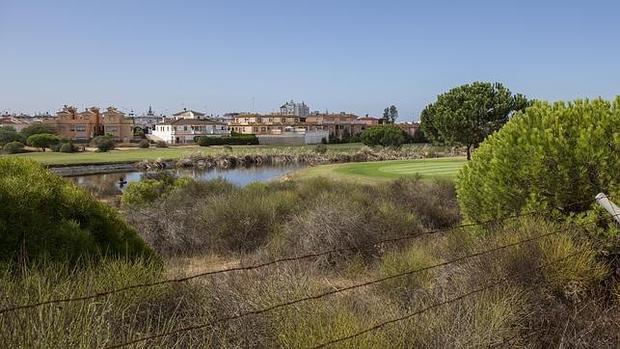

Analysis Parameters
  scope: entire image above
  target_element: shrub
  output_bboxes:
[0,158,156,265]
[279,194,380,268]
[384,177,460,229]
[2,141,26,154]
[20,122,56,138]
[155,140,168,148]
[0,126,24,146]
[91,135,115,152]
[360,125,407,147]
[197,135,259,146]
[457,98,620,224]
[138,139,150,148]
[314,144,327,154]
[123,178,237,255]
[199,190,285,253]
[379,244,438,302]
[26,133,60,151]
[121,180,168,206]
[59,142,78,153]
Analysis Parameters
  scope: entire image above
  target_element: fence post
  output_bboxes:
[595,193,620,224]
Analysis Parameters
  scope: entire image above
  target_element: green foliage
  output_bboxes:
[409,128,428,144]
[20,122,57,139]
[26,133,60,151]
[91,135,115,152]
[456,97,620,224]
[155,140,168,148]
[314,144,327,154]
[59,142,77,153]
[382,105,398,124]
[2,141,26,154]
[121,171,184,206]
[0,126,24,145]
[360,124,407,147]
[134,128,145,138]
[197,134,259,146]
[0,158,156,265]
[138,139,150,148]
[420,81,528,159]
[121,180,168,206]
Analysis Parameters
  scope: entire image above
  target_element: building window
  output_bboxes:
[76,125,86,132]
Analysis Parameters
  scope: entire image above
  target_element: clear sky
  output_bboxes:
[1,0,619,120]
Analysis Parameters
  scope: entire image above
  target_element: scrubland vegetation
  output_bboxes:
[1,174,617,347]
[1,97,619,348]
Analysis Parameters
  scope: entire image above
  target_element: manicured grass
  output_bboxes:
[0,143,367,166]
[2,147,201,166]
[292,157,467,184]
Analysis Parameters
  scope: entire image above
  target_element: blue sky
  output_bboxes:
[1,0,619,120]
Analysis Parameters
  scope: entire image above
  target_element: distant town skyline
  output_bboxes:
[1,0,619,121]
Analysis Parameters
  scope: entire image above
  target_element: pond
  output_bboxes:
[66,164,304,198]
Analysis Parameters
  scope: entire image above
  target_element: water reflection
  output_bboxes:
[66,164,304,199]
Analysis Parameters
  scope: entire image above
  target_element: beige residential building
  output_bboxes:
[229,113,309,135]
[228,112,382,140]
[44,105,134,142]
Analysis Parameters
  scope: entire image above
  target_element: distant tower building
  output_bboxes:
[280,100,309,117]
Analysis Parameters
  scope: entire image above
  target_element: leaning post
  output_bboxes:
[595,193,620,224]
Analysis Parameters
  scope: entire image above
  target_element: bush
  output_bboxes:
[122,180,168,206]
[2,141,25,154]
[60,142,78,153]
[199,189,290,253]
[138,139,150,148]
[26,133,61,151]
[360,125,407,147]
[0,126,24,146]
[457,98,620,224]
[91,135,115,152]
[197,135,259,146]
[379,245,438,302]
[279,193,380,268]
[314,144,327,154]
[0,158,156,265]
[155,140,168,148]
[20,122,56,138]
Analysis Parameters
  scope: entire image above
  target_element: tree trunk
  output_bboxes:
[466,145,472,160]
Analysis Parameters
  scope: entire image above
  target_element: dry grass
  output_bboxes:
[2,176,619,348]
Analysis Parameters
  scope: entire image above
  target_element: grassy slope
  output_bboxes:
[292,157,467,184]
[1,143,365,166]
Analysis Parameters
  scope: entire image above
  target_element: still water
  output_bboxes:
[66,164,304,197]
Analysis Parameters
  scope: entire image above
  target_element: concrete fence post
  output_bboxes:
[595,193,620,224]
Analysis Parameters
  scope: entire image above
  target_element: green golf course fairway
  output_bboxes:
[292,157,467,184]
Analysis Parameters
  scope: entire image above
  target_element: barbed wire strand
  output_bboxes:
[310,250,585,349]
[0,197,601,316]
[103,220,590,349]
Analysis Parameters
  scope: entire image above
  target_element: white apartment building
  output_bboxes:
[280,100,309,117]
[152,118,229,144]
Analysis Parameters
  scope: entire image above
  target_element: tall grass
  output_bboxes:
[2,175,618,347]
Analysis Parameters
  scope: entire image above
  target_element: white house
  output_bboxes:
[172,108,206,120]
[151,118,229,144]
